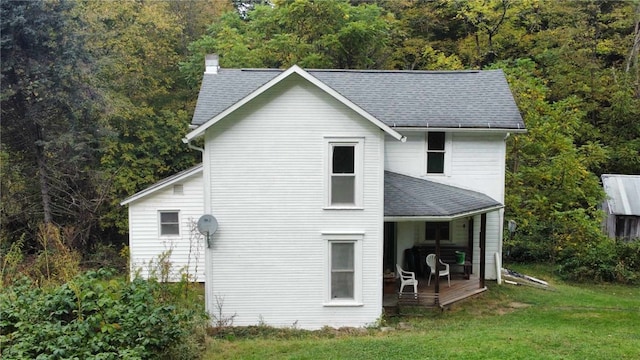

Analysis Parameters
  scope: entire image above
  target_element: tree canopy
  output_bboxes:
[1,0,639,266]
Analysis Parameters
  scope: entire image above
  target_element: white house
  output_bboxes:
[123,59,525,329]
[121,165,205,282]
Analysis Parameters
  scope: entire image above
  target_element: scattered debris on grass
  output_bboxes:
[501,268,553,290]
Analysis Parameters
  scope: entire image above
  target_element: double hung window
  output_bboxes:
[326,138,363,208]
[324,233,363,305]
[427,132,446,174]
[330,242,354,299]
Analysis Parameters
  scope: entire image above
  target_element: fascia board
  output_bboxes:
[395,127,527,134]
[384,204,504,222]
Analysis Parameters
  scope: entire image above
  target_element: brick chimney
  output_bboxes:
[205,54,219,74]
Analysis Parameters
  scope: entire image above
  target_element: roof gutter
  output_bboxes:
[393,127,527,134]
[384,204,504,222]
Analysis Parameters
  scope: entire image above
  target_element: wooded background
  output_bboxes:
[2,0,639,274]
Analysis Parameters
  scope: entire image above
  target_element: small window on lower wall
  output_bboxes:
[324,233,363,306]
[331,242,354,298]
[159,211,180,236]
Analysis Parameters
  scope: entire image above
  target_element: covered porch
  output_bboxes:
[383,171,503,308]
[383,274,486,310]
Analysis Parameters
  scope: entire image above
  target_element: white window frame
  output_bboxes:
[159,210,180,237]
[425,132,451,175]
[323,233,363,306]
[325,137,364,209]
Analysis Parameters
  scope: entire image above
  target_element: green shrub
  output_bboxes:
[0,268,208,359]
[503,221,555,263]
[556,238,640,284]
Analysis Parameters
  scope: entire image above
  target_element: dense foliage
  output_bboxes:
[0,268,208,359]
[1,0,639,282]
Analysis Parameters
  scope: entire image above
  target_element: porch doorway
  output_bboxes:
[383,222,396,274]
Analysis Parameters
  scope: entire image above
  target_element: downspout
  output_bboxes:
[182,137,204,153]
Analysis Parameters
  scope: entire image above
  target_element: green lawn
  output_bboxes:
[203,265,640,359]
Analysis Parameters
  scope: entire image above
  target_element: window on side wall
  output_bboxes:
[326,138,363,208]
[159,211,180,236]
[331,242,354,299]
[426,131,446,174]
[324,233,363,306]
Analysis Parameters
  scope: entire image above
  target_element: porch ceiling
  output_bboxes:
[384,171,503,220]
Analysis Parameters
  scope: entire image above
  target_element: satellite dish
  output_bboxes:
[197,214,218,248]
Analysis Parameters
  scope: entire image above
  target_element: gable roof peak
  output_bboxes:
[185,64,406,142]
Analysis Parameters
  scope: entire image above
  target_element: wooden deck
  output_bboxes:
[383,275,487,312]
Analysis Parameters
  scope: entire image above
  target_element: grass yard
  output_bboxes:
[203,264,640,359]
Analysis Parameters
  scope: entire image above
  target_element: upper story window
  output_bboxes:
[426,132,446,174]
[159,211,180,236]
[326,138,363,208]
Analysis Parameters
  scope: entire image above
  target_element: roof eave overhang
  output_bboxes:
[384,204,504,222]
[394,127,527,134]
[184,65,406,142]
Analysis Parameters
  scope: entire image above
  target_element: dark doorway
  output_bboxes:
[383,222,396,273]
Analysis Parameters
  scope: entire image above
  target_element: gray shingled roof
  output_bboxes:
[602,174,640,216]
[384,171,502,217]
[192,68,525,130]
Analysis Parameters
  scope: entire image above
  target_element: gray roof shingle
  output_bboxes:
[192,68,525,130]
[384,171,502,217]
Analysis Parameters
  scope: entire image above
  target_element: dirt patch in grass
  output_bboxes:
[494,301,532,315]
[508,302,532,309]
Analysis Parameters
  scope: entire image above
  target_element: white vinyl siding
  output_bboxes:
[450,133,505,201]
[385,132,505,202]
[204,75,383,329]
[127,172,205,282]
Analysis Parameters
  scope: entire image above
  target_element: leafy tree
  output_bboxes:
[1,0,106,249]
[525,0,640,176]
[78,0,201,232]
[181,0,399,82]
[500,59,607,262]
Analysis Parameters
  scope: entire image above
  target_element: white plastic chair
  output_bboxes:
[426,254,450,287]
[395,264,418,298]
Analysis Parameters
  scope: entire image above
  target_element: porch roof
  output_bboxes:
[384,171,503,220]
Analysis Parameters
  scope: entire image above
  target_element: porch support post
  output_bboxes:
[435,235,440,301]
[479,213,487,288]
